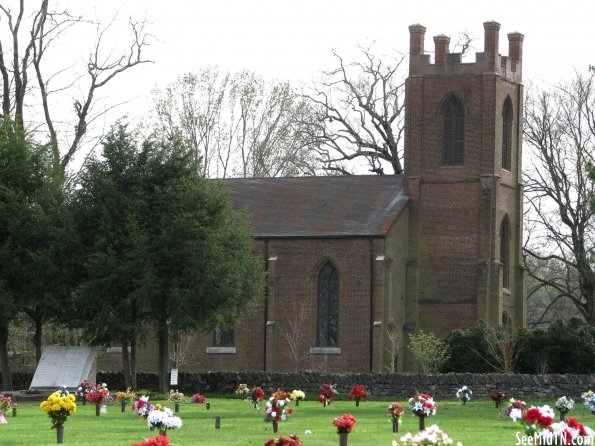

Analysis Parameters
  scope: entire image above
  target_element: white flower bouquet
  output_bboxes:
[147,406,183,432]
[555,396,574,414]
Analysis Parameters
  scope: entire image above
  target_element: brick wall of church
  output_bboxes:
[103,237,392,373]
[262,237,386,372]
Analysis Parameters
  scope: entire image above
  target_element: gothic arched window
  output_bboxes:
[317,261,339,347]
[500,217,511,289]
[502,97,513,171]
[442,95,465,165]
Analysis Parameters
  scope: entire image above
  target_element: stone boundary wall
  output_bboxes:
[99,372,594,399]
[4,372,594,399]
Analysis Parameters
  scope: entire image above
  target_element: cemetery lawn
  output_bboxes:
[3,398,594,445]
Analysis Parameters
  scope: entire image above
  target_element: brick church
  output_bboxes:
[156,21,526,374]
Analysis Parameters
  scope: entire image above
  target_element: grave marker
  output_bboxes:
[30,347,96,390]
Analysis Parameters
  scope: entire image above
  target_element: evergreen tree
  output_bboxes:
[72,124,264,390]
[0,119,67,389]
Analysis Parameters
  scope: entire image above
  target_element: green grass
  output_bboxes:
[1,398,593,445]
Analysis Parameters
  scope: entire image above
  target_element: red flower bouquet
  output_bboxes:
[348,385,368,406]
[566,417,589,437]
[86,383,112,406]
[319,383,338,407]
[521,405,554,434]
[408,393,437,417]
[191,393,206,404]
[513,415,594,444]
[387,402,405,421]
[264,396,293,423]
[132,396,154,419]
[332,414,357,433]
[251,386,265,409]
[76,380,92,399]
[387,402,405,433]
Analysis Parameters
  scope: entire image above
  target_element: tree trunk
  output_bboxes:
[130,301,138,389]
[157,318,169,393]
[120,335,131,389]
[586,285,595,326]
[130,335,137,390]
[34,318,43,366]
[0,326,12,390]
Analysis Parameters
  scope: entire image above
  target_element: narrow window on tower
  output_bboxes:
[442,95,465,165]
[502,97,513,171]
[317,261,339,347]
[500,216,511,290]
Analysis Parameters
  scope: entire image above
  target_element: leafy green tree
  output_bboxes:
[72,124,264,391]
[442,321,497,373]
[0,118,68,389]
[515,318,595,374]
[69,125,151,389]
[16,161,76,365]
[407,329,450,373]
[443,318,594,374]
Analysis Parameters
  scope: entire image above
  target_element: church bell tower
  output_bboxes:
[403,21,526,344]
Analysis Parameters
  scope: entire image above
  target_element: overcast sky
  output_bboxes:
[62,0,594,99]
[3,0,594,166]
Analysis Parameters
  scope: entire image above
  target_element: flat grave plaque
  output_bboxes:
[30,346,96,390]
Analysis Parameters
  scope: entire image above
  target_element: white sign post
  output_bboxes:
[170,368,179,386]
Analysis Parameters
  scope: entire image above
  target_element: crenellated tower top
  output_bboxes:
[408,21,524,82]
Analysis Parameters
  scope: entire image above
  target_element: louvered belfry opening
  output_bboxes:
[442,95,465,165]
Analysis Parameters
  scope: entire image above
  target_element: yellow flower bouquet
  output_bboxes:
[40,388,77,428]
[116,387,137,402]
[168,389,185,403]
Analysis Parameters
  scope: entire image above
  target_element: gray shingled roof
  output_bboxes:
[221,175,408,238]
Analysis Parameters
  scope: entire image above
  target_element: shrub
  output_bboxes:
[408,329,450,373]
[442,321,496,373]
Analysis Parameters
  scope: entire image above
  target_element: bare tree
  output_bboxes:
[170,332,198,369]
[525,255,583,328]
[477,324,520,374]
[303,46,406,175]
[523,70,595,326]
[148,68,317,178]
[451,30,476,57]
[382,321,402,373]
[0,0,152,167]
[282,299,312,371]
